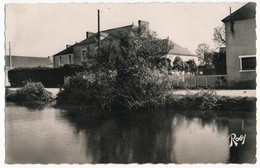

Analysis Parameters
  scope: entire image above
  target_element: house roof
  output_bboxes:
[102,24,134,37]
[76,34,98,46]
[222,2,256,23]
[53,45,74,56]
[75,24,134,46]
[169,43,196,56]
[5,55,53,68]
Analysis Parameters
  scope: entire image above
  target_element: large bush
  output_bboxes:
[6,82,53,103]
[174,90,219,110]
[56,69,116,108]
[57,27,174,110]
[8,64,88,87]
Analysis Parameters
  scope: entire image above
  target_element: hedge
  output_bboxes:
[8,64,88,87]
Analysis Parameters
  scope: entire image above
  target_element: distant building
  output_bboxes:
[53,20,150,68]
[5,55,53,69]
[166,43,198,65]
[5,55,53,86]
[222,2,256,88]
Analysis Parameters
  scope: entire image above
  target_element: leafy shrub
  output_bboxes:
[217,96,256,111]
[166,90,256,111]
[6,82,53,103]
[5,89,16,101]
[56,27,174,110]
[176,90,219,110]
[56,69,116,109]
[8,64,88,87]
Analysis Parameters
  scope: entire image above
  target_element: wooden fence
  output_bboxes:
[171,73,227,88]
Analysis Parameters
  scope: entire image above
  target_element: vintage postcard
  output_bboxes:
[1,0,258,167]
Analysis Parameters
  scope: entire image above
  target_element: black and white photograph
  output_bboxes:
[0,0,258,166]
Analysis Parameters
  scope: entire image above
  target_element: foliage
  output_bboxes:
[176,90,219,110]
[217,96,256,111]
[185,59,197,74]
[8,64,88,87]
[212,50,227,74]
[57,27,174,110]
[196,43,213,63]
[213,24,226,47]
[172,57,197,74]
[172,56,184,72]
[56,69,116,108]
[6,82,53,103]
[166,90,256,111]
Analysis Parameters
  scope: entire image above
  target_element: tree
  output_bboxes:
[185,59,197,74]
[213,24,226,47]
[64,27,174,110]
[212,50,227,74]
[196,43,213,65]
[172,56,184,72]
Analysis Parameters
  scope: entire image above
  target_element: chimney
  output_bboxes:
[86,31,95,39]
[138,20,149,32]
[66,45,71,49]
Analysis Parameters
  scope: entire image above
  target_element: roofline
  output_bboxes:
[168,53,197,57]
[53,24,134,55]
[53,53,74,57]
[53,45,74,56]
[5,55,50,58]
[221,16,255,23]
[102,24,134,33]
[221,2,256,23]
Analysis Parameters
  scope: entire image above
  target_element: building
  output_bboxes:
[166,42,198,65]
[5,55,53,86]
[222,2,256,88]
[5,55,53,69]
[53,20,149,68]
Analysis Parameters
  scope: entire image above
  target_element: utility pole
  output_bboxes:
[97,9,100,46]
[9,41,12,69]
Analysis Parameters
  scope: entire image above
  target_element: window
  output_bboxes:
[68,55,72,64]
[59,56,61,66]
[239,55,256,72]
[82,49,87,62]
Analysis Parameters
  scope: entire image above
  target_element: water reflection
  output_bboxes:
[5,103,256,164]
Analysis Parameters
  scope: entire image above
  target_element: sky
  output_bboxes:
[5,2,246,57]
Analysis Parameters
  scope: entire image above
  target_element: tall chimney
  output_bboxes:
[98,9,100,45]
[86,32,95,39]
[138,20,149,32]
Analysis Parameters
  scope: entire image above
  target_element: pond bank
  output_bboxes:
[6,85,256,112]
[7,87,256,98]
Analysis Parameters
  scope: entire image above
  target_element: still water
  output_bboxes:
[5,102,256,164]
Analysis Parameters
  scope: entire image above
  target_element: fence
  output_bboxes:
[171,73,227,88]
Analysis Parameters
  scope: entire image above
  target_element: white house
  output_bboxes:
[166,42,198,65]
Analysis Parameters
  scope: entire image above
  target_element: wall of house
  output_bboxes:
[53,54,74,68]
[225,18,256,88]
[73,43,97,65]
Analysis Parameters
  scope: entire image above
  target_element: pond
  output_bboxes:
[5,102,256,164]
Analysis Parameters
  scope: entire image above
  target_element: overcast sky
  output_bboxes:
[5,2,246,57]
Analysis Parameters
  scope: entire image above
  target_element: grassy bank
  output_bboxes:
[6,82,255,112]
[56,83,256,112]
[165,90,256,112]
[6,82,54,104]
